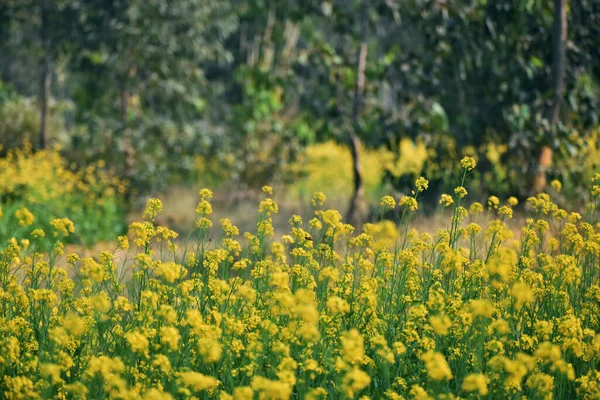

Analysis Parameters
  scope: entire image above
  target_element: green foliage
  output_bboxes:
[0,97,40,151]
[0,0,599,203]
[223,68,308,187]
[0,90,73,154]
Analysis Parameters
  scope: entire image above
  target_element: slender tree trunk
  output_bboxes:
[347,1,368,225]
[120,85,129,123]
[248,34,261,68]
[534,0,567,194]
[121,83,135,184]
[261,1,276,70]
[119,66,136,195]
[240,22,248,58]
[120,66,129,123]
[120,62,137,122]
[38,0,52,150]
[549,0,567,126]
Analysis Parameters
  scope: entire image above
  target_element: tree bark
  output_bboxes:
[119,65,136,194]
[534,0,567,194]
[347,1,368,225]
[120,83,129,123]
[261,1,276,70]
[38,0,52,150]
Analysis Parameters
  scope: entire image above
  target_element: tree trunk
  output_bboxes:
[119,67,135,195]
[347,1,368,225]
[120,62,138,122]
[534,0,567,194]
[38,0,52,150]
[261,1,276,70]
[120,79,129,123]
[347,130,365,224]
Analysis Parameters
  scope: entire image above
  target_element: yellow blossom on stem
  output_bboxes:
[460,156,477,171]
[439,194,454,207]
[462,373,489,396]
[181,372,221,392]
[421,351,453,381]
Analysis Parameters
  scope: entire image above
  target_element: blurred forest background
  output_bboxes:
[1,0,599,243]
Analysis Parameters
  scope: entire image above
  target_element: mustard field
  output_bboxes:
[1,158,600,399]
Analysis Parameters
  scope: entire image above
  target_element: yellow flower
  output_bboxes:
[4,376,38,399]
[251,376,292,400]
[232,387,254,400]
[429,314,452,336]
[40,363,62,383]
[526,373,554,399]
[63,313,86,337]
[454,186,468,199]
[220,218,239,237]
[64,382,89,398]
[152,354,172,374]
[470,299,495,318]
[420,351,453,381]
[198,337,223,363]
[269,271,290,290]
[90,291,111,312]
[409,385,432,400]
[85,355,125,379]
[341,329,366,365]
[415,176,429,192]
[439,194,454,207]
[312,191,326,207]
[160,326,181,351]
[327,296,350,315]
[551,179,562,192]
[487,195,500,209]
[576,370,600,399]
[50,217,75,237]
[380,195,396,210]
[393,342,407,356]
[462,373,489,396]
[498,205,513,218]
[49,327,70,346]
[125,330,149,354]
[154,261,187,283]
[465,222,482,236]
[460,156,477,171]
[262,185,273,195]
[469,202,484,215]
[118,235,129,249]
[196,199,213,216]
[259,198,279,216]
[510,281,534,309]
[342,367,371,398]
[15,207,35,226]
[197,217,213,229]
[143,198,163,221]
[199,188,214,201]
[181,372,221,392]
[144,389,174,400]
[305,387,328,400]
[399,196,418,211]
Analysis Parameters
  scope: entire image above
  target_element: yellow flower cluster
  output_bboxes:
[0,144,127,245]
[0,143,126,206]
[1,161,600,399]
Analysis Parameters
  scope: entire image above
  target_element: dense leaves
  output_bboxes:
[0,0,598,199]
